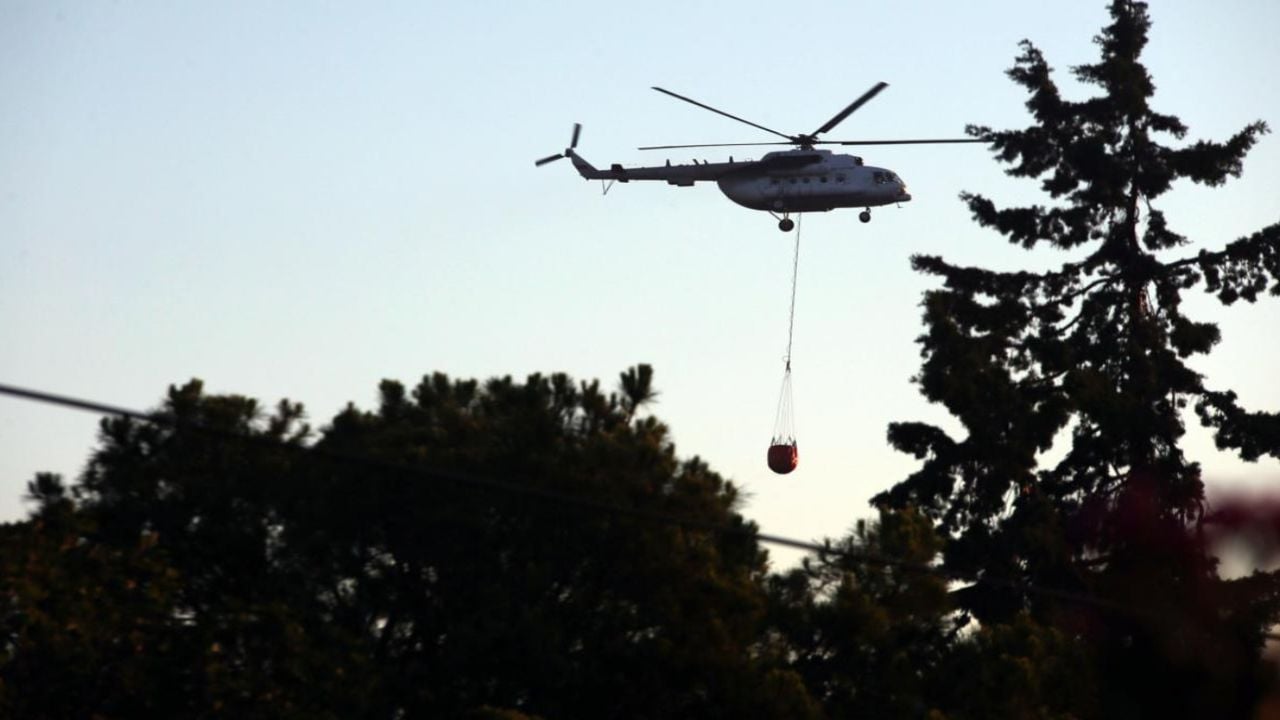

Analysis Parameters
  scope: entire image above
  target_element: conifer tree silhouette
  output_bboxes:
[875,2,1280,715]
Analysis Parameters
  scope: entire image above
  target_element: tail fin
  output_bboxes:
[568,150,606,180]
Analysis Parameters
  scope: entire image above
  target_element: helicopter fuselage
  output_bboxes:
[568,148,910,214]
[536,83,978,229]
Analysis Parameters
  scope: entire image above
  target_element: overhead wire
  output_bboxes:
[0,380,1254,630]
[0,381,827,556]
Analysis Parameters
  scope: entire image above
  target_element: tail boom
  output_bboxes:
[568,150,738,186]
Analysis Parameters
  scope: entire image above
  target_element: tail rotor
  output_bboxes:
[535,123,582,167]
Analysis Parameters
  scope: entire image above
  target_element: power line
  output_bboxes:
[0,381,833,556]
[0,380,1234,628]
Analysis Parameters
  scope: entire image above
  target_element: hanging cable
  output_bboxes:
[768,215,801,474]
[784,213,802,370]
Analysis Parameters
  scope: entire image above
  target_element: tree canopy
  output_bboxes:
[2,368,817,718]
[874,0,1280,715]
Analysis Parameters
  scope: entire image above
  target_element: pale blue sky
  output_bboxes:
[2,1,1278,567]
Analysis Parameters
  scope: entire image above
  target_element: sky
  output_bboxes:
[2,1,1278,569]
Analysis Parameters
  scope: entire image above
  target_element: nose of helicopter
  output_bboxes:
[890,171,911,201]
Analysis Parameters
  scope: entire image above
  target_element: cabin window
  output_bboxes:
[802,177,810,184]
[835,174,845,182]
[789,178,797,184]
[770,178,779,185]
[820,176,828,183]
[873,171,885,184]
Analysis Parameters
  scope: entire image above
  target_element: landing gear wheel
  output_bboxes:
[859,210,871,223]
[778,218,795,232]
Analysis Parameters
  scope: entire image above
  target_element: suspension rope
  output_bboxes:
[771,370,794,444]
[784,214,802,370]
[772,214,801,447]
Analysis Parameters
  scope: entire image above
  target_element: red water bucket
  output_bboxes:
[767,443,798,474]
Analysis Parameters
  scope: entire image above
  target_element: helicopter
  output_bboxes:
[536,82,981,231]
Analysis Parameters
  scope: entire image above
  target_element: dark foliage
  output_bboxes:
[1,368,815,719]
[873,1,1280,717]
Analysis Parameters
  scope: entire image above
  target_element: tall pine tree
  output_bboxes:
[875,2,1280,715]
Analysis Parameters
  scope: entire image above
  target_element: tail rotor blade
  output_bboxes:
[538,123,583,167]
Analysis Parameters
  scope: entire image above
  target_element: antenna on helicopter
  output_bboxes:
[535,124,583,167]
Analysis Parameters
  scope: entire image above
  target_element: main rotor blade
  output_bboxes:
[535,153,566,167]
[652,87,794,142]
[810,81,889,138]
[570,123,581,149]
[638,142,793,150]
[638,137,987,151]
[821,138,985,146]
